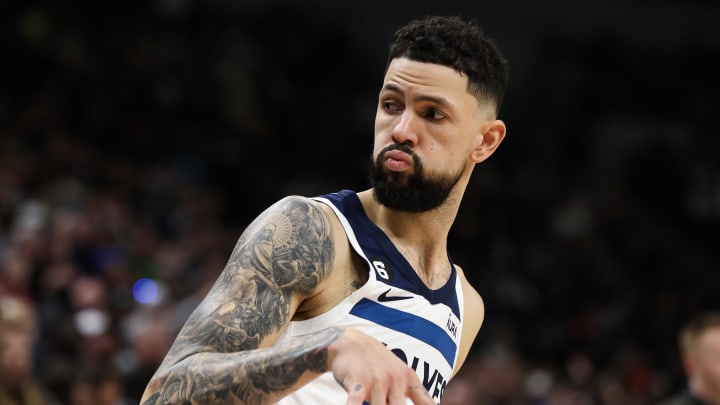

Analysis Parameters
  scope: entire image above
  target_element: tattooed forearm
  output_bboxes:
[143,327,344,405]
[142,196,337,404]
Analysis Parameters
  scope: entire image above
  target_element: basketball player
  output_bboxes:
[658,312,720,405]
[140,15,509,405]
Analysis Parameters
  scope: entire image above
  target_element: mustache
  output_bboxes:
[379,143,415,157]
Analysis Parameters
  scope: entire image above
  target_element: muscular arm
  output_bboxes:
[453,265,485,377]
[140,196,338,405]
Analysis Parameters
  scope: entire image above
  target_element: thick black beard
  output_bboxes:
[369,144,464,212]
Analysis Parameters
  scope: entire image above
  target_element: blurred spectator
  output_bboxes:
[657,312,720,405]
[0,294,47,405]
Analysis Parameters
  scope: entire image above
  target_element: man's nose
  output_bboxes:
[390,110,419,146]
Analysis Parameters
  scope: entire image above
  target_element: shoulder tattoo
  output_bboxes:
[168,196,335,356]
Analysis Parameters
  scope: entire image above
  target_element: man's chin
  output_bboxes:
[372,186,428,212]
[382,171,413,186]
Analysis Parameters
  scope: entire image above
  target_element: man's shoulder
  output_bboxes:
[455,265,482,301]
[264,195,334,220]
[273,193,345,215]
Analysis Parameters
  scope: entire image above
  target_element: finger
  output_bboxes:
[370,383,387,405]
[345,382,367,405]
[407,384,434,405]
[387,387,406,405]
[387,376,408,405]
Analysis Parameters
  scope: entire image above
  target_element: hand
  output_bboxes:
[329,327,435,405]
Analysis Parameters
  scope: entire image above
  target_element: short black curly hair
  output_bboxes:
[387,16,509,113]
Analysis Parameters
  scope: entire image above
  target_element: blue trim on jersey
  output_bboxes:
[320,190,461,319]
[350,298,456,367]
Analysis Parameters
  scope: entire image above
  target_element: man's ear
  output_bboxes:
[470,119,506,163]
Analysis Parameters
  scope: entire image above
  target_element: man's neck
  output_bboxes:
[357,189,459,244]
[357,189,460,288]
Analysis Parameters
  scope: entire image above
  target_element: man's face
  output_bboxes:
[371,58,485,212]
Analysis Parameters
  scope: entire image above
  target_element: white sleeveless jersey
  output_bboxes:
[275,190,464,405]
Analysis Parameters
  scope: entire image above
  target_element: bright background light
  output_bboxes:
[132,278,159,304]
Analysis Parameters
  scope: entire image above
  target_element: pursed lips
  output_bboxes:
[384,149,413,171]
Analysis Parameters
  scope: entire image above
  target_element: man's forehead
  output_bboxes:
[383,57,469,92]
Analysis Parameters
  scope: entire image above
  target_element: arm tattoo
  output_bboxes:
[144,328,344,405]
[143,196,337,404]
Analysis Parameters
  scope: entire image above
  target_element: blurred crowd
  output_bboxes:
[1,1,719,404]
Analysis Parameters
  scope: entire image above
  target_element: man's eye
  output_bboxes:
[383,101,401,112]
[424,109,446,120]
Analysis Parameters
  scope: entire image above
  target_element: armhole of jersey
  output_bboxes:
[282,197,378,336]
[452,271,465,371]
[312,196,374,275]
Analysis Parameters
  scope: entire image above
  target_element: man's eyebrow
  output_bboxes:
[382,83,405,95]
[381,83,454,110]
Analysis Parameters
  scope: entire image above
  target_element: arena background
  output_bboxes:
[1,0,719,403]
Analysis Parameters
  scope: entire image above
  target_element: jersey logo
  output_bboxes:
[446,314,457,338]
[378,288,413,302]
